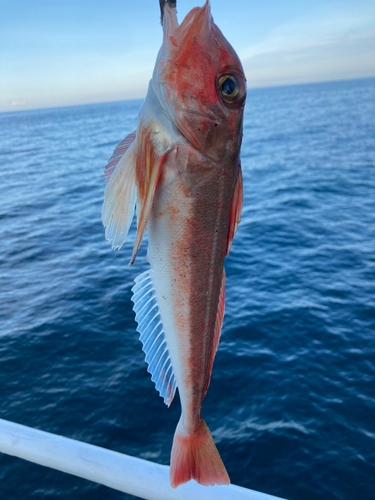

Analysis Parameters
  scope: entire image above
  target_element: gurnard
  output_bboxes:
[102,0,246,488]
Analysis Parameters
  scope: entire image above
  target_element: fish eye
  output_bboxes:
[218,74,240,103]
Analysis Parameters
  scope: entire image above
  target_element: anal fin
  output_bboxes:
[131,270,177,406]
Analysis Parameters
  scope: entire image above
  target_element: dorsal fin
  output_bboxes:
[104,131,136,184]
[131,269,177,406]
[226,164,243,255]
[203,269,225,398]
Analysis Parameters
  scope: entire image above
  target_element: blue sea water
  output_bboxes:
[0,78,374,500]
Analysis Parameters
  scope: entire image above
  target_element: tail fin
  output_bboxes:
[169,418,230,488]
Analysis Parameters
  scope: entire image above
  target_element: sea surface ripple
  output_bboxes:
[0,78,374,499]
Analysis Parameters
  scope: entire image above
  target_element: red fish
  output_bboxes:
[102,0,246,488]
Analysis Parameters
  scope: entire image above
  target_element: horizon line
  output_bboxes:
[1,75,374,115]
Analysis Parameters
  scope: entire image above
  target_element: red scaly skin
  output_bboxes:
[146,1,246,488]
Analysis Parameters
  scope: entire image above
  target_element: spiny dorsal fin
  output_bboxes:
[131,269,177,406]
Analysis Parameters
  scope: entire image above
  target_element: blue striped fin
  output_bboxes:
[131,270,177,406]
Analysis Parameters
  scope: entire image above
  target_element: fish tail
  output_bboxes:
[169,417,230,488]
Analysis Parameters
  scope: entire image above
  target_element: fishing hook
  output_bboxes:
[159,0,177,24]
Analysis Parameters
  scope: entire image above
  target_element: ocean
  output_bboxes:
[0,77,374,499]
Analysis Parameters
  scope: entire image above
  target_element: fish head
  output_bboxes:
[153,0,246,163]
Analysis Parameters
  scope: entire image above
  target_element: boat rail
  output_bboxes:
[0,418,286,500]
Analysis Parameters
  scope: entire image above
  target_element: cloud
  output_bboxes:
[243,32,375,88]
[10,100,26,107]
[240,3,375,87]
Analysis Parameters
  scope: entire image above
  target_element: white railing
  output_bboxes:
[0,418,285,500]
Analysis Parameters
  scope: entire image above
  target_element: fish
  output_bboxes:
[102,0,246,488]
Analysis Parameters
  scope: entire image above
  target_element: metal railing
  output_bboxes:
[0,418,285,500]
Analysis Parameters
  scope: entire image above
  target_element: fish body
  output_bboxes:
[102,0,246,488]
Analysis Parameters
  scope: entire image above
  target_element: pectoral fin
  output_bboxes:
[104,131,136,184]
[102,137,137,251]
[102,79,174,263]
[130,122,171,265]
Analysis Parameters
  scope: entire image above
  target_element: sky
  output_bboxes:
[1,0,374,112]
